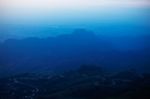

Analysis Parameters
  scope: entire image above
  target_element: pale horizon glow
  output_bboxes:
[2,0,150,8]
[1,0,150,24]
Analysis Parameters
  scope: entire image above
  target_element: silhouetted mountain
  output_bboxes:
[0,29,150,76]
[0,65,149,99]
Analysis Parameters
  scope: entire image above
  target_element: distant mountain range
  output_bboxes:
[0,29,150,76]
[0,24,149,41]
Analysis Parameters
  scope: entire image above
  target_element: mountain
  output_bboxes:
[0,29,150,76]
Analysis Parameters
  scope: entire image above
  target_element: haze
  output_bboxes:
[0,0,150,39]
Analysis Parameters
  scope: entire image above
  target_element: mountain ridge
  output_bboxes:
[0,29,149,76]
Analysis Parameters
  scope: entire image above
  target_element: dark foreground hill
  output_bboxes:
[0,29,150,76]
[0,65,150,99]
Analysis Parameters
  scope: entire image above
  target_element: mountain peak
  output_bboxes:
[72,29,96,38]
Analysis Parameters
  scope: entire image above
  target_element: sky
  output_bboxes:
[1,0,149,24]
[0,0,150,39]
